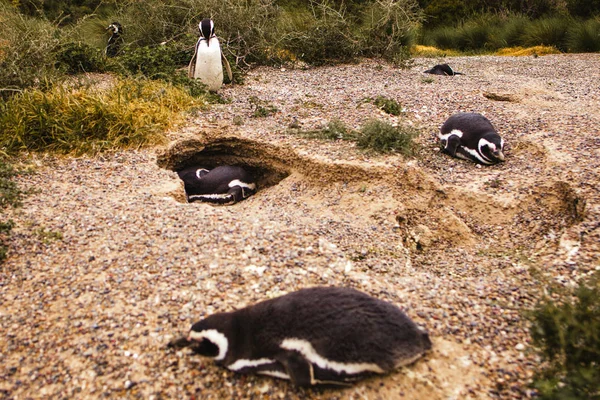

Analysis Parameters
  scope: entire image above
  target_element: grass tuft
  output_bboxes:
[0,78,206,155]
[356,119,419,154]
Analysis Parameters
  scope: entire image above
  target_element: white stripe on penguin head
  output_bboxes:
[188,329,229,360]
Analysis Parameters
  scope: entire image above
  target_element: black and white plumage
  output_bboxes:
[176,165,256,205]
[105,22,123,57]
[169,287,432,386]
[424,63,462,76]
[439,112,505,165]
[188,18,232,92]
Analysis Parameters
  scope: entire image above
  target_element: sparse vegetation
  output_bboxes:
[529,275,600,399]
[293,118,355,141]
[249,96,278,118]
[288,117,420,155]
[355,118,419,154]
[0,158,22,262]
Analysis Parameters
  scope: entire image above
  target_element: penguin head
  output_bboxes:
[187,312,233,361]
[479,134,505,163]
[199,18,215,46]
[107,22,122,35]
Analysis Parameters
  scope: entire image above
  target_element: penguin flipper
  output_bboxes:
[188,39,200,79]
[221,51,233,83]
[279,352,312,386]
[442,134,461,157]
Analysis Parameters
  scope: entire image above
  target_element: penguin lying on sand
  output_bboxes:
[177,165,256,205]
[169,286,431,386]
[424,63,462,76]
[188,18,233,92]
[105,22,123,57]
[439,112,505,165]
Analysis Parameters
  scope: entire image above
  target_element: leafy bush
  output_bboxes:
[529,277,600,399]
[0,78,206,155]
[356,118,419,154]
[55,41,107,74]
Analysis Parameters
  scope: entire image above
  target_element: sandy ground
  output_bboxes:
[1,54,599,399]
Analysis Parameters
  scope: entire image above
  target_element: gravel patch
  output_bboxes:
[1,54,599,399]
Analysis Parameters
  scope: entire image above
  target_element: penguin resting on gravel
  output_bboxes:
[424,63,462,76]
[188,18,232,92]
[176,165,256,205]
[168,286,432,386]
[438,112,505,165]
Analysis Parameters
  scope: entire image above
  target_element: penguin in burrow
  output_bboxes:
[438,112,505,165]
[176,165,256,205]
[188,18,233,92]
[168,286,432,386]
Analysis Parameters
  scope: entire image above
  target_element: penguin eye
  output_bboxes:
[191,339,220,357]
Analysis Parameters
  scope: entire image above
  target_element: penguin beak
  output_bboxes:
[495,150,505,161]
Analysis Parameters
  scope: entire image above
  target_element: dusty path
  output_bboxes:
[1,54,599,399]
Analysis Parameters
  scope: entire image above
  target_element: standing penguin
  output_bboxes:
[188,18,233,92]
[424,63,462,76]
[105,22,123,57]
[438,112,505,165]
[176,165,256,205]
[169,286,432,386]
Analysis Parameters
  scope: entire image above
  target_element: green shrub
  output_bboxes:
[0,78,206,155]
[55,41,107,75]
[567,18,600,52]
[357,0,422,58]
[529,277,600,399]
[113,44,182,79]
[276,1,359,65]
[367,96,404,116]
[356,118,419,154]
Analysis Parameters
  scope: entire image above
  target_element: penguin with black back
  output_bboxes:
[105,22,123,57]
[424,63,462,76]
[188,18,233,92]
[176,165,256,205]
[169,286,432,386]
[439,112,505,165]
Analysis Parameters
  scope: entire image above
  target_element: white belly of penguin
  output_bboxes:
[194,38,224,92]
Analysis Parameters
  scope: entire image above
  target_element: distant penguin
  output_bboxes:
[176,165,256,205]
[169,286,432,386]
[188,18,232,92]
[424,63,462,76]
[439,112,505,165]
[105,22,123,57]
